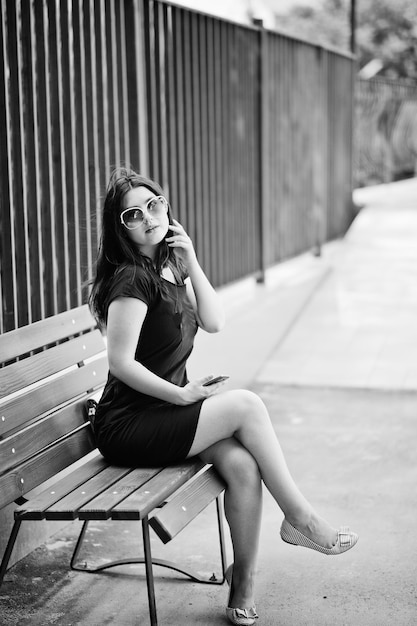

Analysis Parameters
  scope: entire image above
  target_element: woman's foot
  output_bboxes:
[285,510,338,548]
[281,517,358,555]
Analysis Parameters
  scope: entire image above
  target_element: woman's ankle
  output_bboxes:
[228,566,256,608]
[284,503,314,529]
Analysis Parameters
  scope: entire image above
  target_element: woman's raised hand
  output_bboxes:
[165,220,197,267]
[176,376,227,405]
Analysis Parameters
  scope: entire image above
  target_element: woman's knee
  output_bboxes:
[228,389,267,422]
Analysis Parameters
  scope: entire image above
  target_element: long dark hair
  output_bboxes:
[89,167,184,327]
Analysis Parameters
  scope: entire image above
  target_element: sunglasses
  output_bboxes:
[120,195,168,230]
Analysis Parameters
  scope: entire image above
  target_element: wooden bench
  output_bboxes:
[0,305,227,625]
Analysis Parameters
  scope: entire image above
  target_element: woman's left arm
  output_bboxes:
[166,220,225,333]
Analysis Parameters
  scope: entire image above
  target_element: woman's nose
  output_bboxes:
[142,209,153,224]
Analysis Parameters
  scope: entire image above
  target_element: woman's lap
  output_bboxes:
[97,400,203,466]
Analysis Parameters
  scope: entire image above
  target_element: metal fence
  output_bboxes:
[262,35,355,264]
[355,76,417,187]
[0,0,355,333]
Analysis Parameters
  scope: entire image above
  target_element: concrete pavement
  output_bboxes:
[1,178,416,625]
[257,181,417,390]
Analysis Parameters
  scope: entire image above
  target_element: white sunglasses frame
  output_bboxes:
[120,195,168,230]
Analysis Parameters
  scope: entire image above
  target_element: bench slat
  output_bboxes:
[0,425,95,510]
[78,468,161,520]
[149,467,225,544]
[15,453,109,520]
[45,465,133,520]
[0,331,105,399]
[0,357,108,439]
[111,459,206,520]
[0,396,98,475]
[0,305,96,363]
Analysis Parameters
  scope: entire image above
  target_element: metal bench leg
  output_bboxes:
[0,519,22,586]
[216,494,228,582]
[70,518,158,624]
[69,499,227,624]
[142,516,158,626]
[71,498,228,584]
[71,522,224,581]
[70,520,90,570]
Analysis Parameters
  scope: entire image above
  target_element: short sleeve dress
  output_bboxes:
[93,264,204,467]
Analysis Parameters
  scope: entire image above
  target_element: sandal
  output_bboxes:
[280,518,358,555]
[226,607,258,626]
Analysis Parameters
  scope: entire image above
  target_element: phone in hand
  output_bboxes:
[203,375,230,387]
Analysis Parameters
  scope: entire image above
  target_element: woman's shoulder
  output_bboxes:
[109,263,157,304]
[114,263,149,284]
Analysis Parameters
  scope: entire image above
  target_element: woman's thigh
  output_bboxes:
[187,389,266,458]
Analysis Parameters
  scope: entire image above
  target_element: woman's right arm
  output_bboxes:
[106,297,218,405]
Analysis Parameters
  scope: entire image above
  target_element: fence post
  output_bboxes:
[312,45,325,257]
[254,19,268,284]
[132,0,150,176]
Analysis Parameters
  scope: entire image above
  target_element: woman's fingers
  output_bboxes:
[166,221,188,242]
[167,237,189,246]
[166,229,193,250]
[166,220,197,264]
[168,220,184,233]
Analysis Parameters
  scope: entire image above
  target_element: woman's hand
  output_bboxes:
[176,375,228,406]
[167,219,225,333]
[165,220,197,268]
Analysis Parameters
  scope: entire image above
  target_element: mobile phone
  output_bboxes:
[203,375,229,386]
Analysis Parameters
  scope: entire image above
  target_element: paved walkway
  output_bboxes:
[191,176,417,392]
[257,180,417,391]
[1,179,417,625]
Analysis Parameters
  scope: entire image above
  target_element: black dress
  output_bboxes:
[94,265,203,467]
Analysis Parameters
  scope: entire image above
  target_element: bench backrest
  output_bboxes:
[0,305,108,510]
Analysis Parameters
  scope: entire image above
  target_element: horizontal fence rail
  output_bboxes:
[1,0,356,333]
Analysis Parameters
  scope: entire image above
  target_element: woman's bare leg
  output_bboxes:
[188,389,338,548]
[200,438,262,610]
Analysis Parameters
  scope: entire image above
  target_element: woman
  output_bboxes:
[89,167,358,626]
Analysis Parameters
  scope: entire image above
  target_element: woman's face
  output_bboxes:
[120,185,170,259]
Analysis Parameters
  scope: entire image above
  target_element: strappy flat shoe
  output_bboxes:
[225,564,258,625]
[280,518,358,555]
[226,607,258,626]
